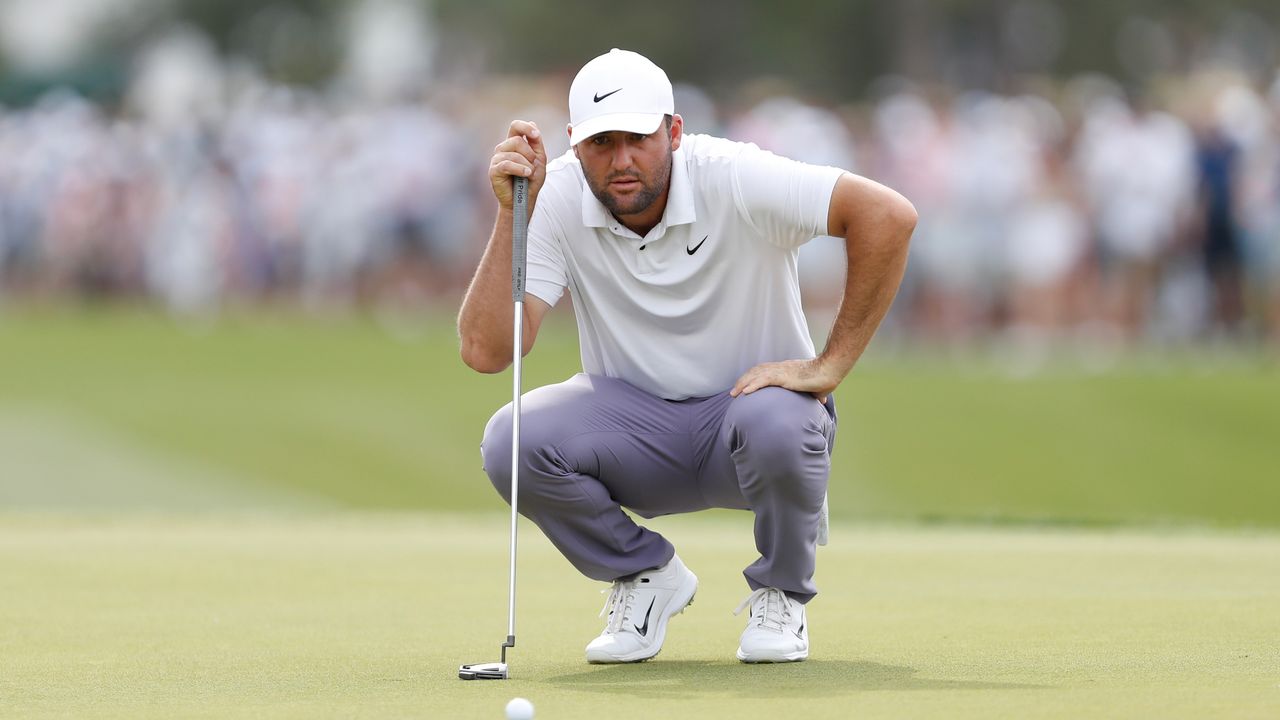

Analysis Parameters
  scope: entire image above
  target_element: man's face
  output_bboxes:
[573,116,682,220]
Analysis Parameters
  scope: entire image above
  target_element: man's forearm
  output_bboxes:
[817,178,916,381]
[464,119,549,373]
[818,224,912,378]
[458,211,519,373]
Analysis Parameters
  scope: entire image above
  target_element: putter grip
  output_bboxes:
[512,176,528,302]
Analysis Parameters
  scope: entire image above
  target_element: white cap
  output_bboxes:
[568,49,674,146]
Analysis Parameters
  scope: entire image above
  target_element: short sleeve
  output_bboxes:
[524,193,569,307]
[732,144,845,249]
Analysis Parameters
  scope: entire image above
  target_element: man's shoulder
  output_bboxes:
[680,134,755,198]
[546,148,583,177]
[681,133,754,165]
[539,149,585,211]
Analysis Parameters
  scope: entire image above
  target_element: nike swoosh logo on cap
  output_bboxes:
[593,88,622,103]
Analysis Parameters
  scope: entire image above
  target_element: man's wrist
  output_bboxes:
[813,353,854,384]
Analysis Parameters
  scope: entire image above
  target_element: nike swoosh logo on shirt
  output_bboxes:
[687,235,709,255]
[594,88,622,103]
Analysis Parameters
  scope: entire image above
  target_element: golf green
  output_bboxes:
[2,512,1277,719]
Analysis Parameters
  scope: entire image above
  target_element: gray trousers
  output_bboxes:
[481,373,836,603]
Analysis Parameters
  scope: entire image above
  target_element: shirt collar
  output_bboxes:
[580,146,696,238]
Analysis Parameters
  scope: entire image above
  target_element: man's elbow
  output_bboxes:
[833,176,917,243]
[459,341,510,374]
[888,193,918,239]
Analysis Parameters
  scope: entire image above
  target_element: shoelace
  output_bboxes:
[733,588,792,633]
[599,579,638,634]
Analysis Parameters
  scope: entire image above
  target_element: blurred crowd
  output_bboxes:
[1,66,1279,351]
[857,74,1280,353]
[0,85,486,316]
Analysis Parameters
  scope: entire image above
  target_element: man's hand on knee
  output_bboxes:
[729,358,841,404]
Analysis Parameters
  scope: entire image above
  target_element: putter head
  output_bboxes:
[458,662,508,680]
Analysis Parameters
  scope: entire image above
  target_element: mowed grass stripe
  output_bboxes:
[1,513,1277,719]
[843,360,1280,525]
[1,307,1278,525]
[0,406,329,510]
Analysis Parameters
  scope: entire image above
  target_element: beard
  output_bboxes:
[584,150,672,219]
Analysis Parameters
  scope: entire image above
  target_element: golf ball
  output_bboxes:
[505,697,534,720]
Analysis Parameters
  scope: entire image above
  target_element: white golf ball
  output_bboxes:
[505,697,534,720]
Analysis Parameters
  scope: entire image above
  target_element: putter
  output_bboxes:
[459,175,529,681]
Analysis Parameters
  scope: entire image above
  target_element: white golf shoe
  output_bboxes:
[585,554,698,664]
[734,587,808,663]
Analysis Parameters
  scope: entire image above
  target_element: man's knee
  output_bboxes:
[481,399,573,503]
[723,387,831,494]
[481,404,515,501]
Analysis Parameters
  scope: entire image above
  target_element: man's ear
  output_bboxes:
[568,123,580,161]
[669,114,684,151]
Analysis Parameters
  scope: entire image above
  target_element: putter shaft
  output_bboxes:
[504,175,529,663]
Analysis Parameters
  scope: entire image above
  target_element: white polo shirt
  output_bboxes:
[526,133,844,400]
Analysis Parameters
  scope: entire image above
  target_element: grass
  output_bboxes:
[2,307,1279,717]
[1,306,1278,526]
[2,513,1278,719]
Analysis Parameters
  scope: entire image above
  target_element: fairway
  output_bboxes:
[2,513,1278,719]
[1,308,1278,526]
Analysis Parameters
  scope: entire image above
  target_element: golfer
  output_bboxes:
[458,49,915,664]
